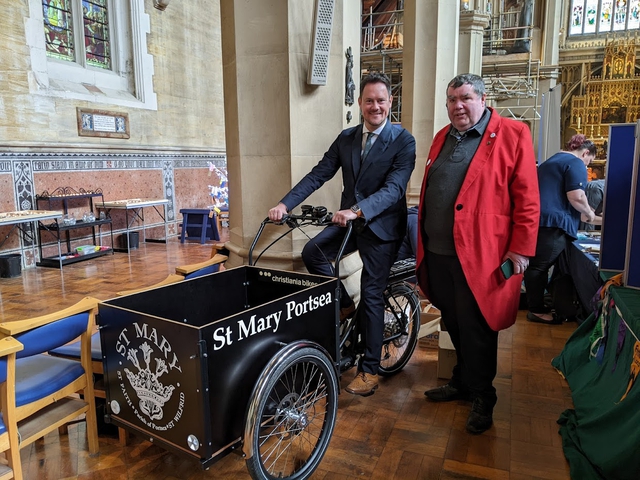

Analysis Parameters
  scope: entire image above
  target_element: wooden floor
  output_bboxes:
[0,235,575,480]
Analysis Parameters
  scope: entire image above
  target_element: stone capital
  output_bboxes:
[459,11,490,32]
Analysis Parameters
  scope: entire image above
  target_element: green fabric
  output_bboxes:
[552,286,640,480]
[600,271,619,282]
[611,287,640,327]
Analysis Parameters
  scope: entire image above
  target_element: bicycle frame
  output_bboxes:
[249,207,420,377]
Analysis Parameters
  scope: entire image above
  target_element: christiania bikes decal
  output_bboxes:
[113,322,185,431]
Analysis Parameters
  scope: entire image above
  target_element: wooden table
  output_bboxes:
[0,210,63,267]
[97,199,170,252]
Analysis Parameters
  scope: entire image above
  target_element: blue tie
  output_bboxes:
[362,132,375,162]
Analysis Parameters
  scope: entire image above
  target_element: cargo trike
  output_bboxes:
[98,206,419,480]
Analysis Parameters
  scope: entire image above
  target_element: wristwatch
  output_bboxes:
[350,205,363,218]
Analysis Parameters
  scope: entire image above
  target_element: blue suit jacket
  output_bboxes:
[281,121,416,241]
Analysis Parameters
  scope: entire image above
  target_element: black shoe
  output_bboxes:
[526,311,561,325]
[424,383,469,402]
[466,397,494,434]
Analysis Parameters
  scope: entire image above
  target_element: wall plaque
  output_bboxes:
[77,108,130,139]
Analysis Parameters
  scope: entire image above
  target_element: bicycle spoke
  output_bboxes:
[255,355,334,478]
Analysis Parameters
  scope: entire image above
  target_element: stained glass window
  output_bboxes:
[42,0,111,70]
[585,0,599,33]
[630,0,640,28]
[614,0,628,30]
[571,0,585,35]
[83,0,111,69]
[600,0,613,31]
[570,0,640,35]
[43,0,74,62]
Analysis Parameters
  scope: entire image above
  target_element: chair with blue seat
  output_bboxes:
[115,253,228,296]
[48,310,129,446]
[0,336,25,480]
[174,252,227,279]
[0,296,100,464]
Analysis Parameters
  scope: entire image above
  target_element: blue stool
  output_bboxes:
[179,208,220,244]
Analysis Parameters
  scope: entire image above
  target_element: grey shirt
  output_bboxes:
[578,179,605,231]
[423,108,491,255]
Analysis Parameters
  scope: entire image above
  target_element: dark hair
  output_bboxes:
[359,72,392,97]
[566,134,596,156]
[448,73,486,96]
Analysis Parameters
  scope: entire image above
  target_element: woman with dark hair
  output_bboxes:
[524,134,597,324]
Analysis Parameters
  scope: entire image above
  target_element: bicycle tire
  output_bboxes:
[246,347,338,480]
[378,282,421,376]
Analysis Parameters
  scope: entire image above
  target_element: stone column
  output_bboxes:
[540,0,561,80]
[220,0,356,269]
[537,0,562,153]
[458,10,490,75]
[402,0,460,205]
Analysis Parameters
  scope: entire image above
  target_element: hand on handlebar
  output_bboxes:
[332,209,358,227]
[268,203,288,222]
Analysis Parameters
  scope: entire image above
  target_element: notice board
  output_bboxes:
[624,120,640,288]
[600,123,636,272]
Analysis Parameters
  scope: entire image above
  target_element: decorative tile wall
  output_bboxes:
[0,152,226,266]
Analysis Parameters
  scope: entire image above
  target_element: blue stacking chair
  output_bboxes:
[0,297,100,471]
[0,336,25,480]
[115,252,228,296]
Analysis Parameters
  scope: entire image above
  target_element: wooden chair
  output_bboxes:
[116,253,228,296]
[115,273,185,297]
[174,253,228,278]
[0,297,100,466]
[47,325,129,446]
[0,336,25,480]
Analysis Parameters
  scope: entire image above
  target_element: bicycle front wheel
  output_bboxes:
[246,347,338,480]
[378,282,421,376]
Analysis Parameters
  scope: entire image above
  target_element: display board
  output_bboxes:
[600,123,636,272]
[624,120,640,288]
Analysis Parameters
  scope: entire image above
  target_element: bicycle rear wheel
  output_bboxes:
[378,282,421,376]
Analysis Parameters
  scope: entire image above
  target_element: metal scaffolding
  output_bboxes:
[360,5,404,122]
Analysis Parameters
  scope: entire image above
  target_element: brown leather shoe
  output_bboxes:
[340,302,356,322]
[345,372,378,396]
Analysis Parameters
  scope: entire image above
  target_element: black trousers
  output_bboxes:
[302,225,400,375]
[426,251,498,406]
[524,227,569,313]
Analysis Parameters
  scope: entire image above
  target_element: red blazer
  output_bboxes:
[416,108,540,331]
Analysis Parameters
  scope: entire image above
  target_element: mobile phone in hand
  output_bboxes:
[500,259,514,279]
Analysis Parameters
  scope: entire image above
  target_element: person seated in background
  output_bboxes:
[579,179,605,231]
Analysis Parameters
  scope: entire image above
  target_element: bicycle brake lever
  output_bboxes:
[271,215,288,226]
[285,217,299,228]
[318,213,334,226]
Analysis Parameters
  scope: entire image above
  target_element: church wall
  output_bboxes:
[0,1,227,263]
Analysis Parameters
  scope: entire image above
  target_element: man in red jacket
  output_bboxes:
[416,74,540,434]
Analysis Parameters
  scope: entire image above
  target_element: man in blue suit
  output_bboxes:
[269,73,416,396]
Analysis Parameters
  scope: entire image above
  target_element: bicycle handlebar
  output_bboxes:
[249,206,355,275]
[272,204,334,228]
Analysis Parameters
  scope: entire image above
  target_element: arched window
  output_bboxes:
[25,0,157,110]
[570,0,640,35]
